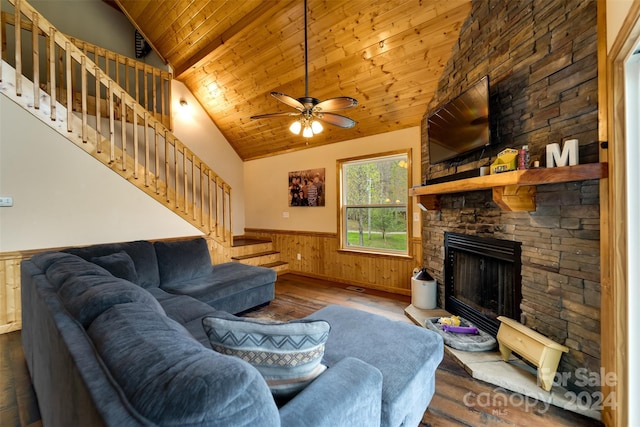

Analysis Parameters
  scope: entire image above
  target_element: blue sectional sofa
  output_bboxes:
[21,237,443,427]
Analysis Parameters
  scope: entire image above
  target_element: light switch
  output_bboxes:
[0,197,13,207]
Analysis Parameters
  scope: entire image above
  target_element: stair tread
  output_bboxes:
[232,238,272,247]
[231,250,279,260]
[261,261,288,268]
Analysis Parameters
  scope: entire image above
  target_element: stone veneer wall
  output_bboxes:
[421,0,600,394]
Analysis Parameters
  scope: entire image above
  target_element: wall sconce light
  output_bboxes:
[177,98,194,120]
[177,99,193,118]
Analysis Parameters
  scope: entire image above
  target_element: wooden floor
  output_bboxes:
[0,330,41,427]
[0,273,603,427]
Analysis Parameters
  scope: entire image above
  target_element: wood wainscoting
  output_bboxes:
[245,228,423,296]
[0,251,38,335]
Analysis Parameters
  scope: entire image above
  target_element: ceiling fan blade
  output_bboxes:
[315,112,357,128]
[271,92,304,111]
[250,112,300,120]
[313,96,358,112]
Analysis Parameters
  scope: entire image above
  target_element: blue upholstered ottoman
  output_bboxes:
[306,305,444,427]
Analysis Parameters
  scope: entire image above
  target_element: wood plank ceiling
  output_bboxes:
[112,0,471,161]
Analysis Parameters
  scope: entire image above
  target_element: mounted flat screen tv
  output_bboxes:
[428,76,490,164]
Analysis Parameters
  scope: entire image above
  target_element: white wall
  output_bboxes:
[243,126,422,236]
[0,95,202,251]
[607,0,634,52]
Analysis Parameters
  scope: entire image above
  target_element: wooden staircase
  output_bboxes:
[1,0,233,248]
[231,237,288,275]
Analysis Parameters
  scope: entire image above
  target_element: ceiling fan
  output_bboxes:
[250,0,358,138]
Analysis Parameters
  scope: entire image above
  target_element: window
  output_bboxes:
[339,151,411,255]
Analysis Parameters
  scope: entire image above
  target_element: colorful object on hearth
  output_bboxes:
[442,324,479,334]
[437,315,461,326]
[425,317,497,352]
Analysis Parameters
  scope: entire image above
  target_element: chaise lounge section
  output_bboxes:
[307,305,443,427]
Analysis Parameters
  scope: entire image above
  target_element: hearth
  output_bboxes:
[444,232,522,336]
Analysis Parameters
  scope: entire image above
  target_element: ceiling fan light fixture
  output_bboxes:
[311,120,323,134]
[289,120,303,135]
[302,124,313,138]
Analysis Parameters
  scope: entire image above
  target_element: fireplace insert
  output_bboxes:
[444,232,522,336]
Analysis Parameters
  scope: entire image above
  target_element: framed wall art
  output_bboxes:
[288,168,325,207]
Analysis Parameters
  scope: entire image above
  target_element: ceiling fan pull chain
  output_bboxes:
[304,0,309,99]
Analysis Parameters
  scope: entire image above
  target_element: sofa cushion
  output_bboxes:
[91,251,139,283]
[31,252,93,275]
[154,238,213,285]
[159,262,276,313]
[88,303,279,426]
[34,252,113,291]
[202,314,330,399]
[64,240,160,288]
[147,287,220,325]
[58,274,164,328]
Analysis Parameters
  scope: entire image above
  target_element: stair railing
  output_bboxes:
[67,35,173,130]
[1,0,232,244]
[0,10,173,130]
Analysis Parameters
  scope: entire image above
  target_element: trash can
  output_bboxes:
[411,268,437,309]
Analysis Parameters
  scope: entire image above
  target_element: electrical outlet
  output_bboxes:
[297,253,301,261]
[0,197,13,207]
[413,212,420,221]
[282,211,289,218]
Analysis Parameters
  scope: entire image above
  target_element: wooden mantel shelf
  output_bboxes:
[410,163,608,212]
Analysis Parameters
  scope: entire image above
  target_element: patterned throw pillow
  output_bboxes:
[202,316,330,399]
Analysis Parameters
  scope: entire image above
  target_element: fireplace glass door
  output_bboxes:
[444,232,522,336]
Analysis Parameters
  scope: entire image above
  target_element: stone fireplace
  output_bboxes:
[420,0,600,395]
[444,232,522,337]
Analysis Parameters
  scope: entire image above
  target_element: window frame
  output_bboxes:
[337,149,412,257]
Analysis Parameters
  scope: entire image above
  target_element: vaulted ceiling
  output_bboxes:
[112,0,471,160]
